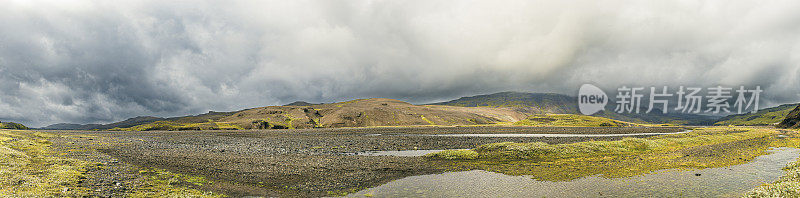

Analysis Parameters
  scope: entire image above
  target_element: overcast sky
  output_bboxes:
[2,0,800,127]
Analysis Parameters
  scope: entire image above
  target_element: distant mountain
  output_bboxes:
[0,121,28,130]
[283,101,320,106]
[45,91,729,131]
[715,103,799,126]
[777,104,800,128]
[42,111,235,130]
[431,91,716,125]
[429,92,577,114]
[40,123,103,130]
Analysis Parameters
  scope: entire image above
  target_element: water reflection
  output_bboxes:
[350,147,799,197]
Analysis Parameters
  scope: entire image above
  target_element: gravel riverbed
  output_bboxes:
[45,126,687,197]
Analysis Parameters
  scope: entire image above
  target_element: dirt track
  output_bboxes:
[46,126,687,197]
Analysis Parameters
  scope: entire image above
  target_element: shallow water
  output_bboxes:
[349,149,448,157]
[350,147,800,197]
[426,130,692,138]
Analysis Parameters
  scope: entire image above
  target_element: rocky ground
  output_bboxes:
[43,126,687,197]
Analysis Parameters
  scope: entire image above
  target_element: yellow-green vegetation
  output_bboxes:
[426,149,478,160]
[514,114,637,127]
[0,129,221,197]
[0,129,91,196]
[0,122,29,130]
[715,103,797,126]
[110,121,243,131]
[132,168,222,198]
[426,127,800,181]
[420,115,435,125]
[429,128,776,160]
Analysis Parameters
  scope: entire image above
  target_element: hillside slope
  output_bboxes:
[715,103,798,126]
[219,98,529,129]
[777,104,800,128]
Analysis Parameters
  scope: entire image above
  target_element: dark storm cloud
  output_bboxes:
[2,0,800,127]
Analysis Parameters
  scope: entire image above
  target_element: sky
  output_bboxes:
[2,0,800,127]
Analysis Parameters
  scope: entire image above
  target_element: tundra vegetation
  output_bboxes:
[514,114,639,127]
[427,127,800,196]
[0,129,221,197]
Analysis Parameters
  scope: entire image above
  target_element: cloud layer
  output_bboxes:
[2,0,800,127]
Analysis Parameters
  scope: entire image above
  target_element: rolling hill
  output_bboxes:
[44,91,725,131]
[217,98,530,129]
[714,103,799,126]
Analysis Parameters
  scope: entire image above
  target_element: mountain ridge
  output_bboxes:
[40,91,762,130]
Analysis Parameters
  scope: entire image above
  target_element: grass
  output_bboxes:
[0,129,223,197]
[420,115,435,125]
[426,127,800,182]
[514,114,638,127]
[428,127,774,160]
[0,129,91,196]
[132,168,222,198]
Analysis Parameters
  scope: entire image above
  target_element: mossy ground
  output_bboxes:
[427,127,800,184]
[0,129,91,196]
[131,168,222,198]
[0,129,223,197]
[514,114,640,127]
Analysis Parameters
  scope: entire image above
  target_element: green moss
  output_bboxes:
[0,129,91,196]
[429,128,773,160]
[514,114,636,127]
[425,150,478,160]
[131,168,222,198]
[420,115,435,125]
[429,127,798,182]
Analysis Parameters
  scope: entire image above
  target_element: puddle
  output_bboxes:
[347,150,448,157]
[426,130,692,138]
[350,147,800,197]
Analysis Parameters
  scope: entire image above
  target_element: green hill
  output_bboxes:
[104,98,530,130]
[714,103,798,126]
[0,121,29,130]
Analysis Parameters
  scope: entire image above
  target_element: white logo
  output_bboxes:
[578,84,607,115]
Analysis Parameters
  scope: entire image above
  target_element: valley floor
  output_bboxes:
[3,126,796,197]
